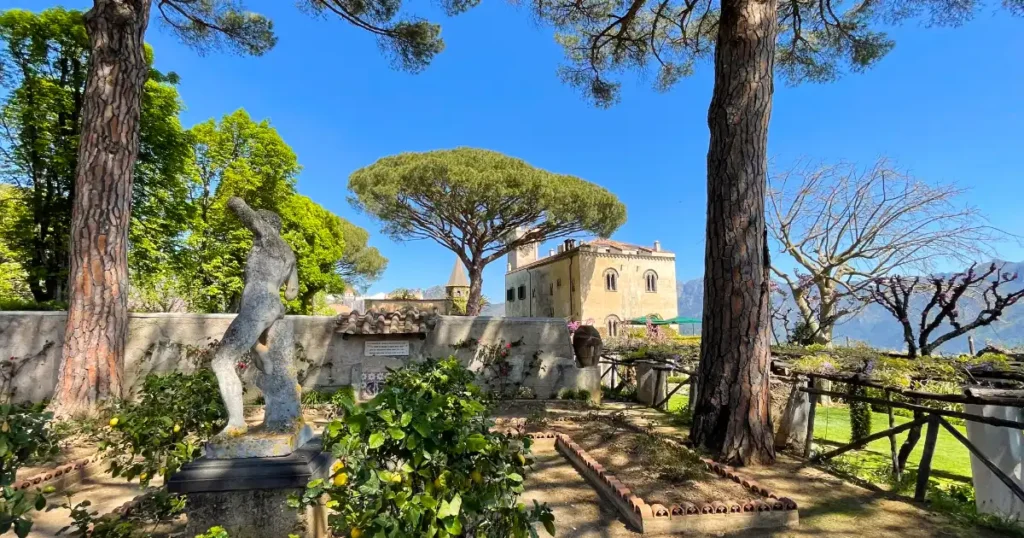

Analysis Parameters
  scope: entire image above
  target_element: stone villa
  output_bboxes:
[504,238,678,337]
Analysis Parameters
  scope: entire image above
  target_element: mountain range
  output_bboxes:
[442,261,1024,352]
[676,260,1024,353]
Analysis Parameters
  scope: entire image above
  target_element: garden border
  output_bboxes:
[14,454,105,493]
[524,430,799,535]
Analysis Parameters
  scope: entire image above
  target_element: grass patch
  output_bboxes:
[811,404,971,484]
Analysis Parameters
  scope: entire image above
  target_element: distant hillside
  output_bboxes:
[677,261,1024,353]
[480,302,505,316]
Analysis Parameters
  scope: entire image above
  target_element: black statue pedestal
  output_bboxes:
[168,437,332,538]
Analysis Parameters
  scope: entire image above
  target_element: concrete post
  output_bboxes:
[775,382,811,450]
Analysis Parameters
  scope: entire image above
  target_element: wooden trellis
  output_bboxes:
[799,376,1024,503]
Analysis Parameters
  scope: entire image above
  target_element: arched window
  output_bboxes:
[644,270,658,293]
[606,315,621,337]
[604,269,618,292]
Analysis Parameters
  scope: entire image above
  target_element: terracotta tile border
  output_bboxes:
[13,454,105,494]
[526,430,799,535]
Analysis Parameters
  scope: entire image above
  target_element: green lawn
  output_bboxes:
[811,405,972,485]
[665,391,973,485]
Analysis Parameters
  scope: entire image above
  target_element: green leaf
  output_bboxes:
[507,472,523,483]
[542,517,556,536]
[466,433,486,452]
[448,493,462,516]
[33,493,45,510]
[400,412,412,427]
[413,421,431,438]
[444,516,463,535]
[13,519,31,538]
[368,432,385,449]
[438,493,462,519]
[388,427,406,440]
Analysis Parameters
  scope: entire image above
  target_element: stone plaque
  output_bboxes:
[364,340,410,357]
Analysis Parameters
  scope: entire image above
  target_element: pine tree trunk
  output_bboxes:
[51,0,152,417]
[466,265,483,316]
[690,0,778,465]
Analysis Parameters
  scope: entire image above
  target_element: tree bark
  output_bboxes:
[466,264,483,316]
[51,0,152,417]
[690,0,778,465]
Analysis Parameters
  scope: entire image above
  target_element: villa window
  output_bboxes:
[604,269,618,292]
[517,285,526,300]
[606,315,621,337]
[506,288,515,302]
[549,283,554,296]
[644,270,658,293]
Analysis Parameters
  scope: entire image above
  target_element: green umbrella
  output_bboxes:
[626,316,702,325]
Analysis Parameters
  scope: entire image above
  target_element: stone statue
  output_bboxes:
[208,197,308,456]
[572,325,603,367]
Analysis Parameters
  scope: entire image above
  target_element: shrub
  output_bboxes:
[57,490,186,538]
[0,403,58,537]
[295,357,555,537]
[557,389,591,402]
[301,388,336,406]
[101,370,226,486]
[0,299,67,312]
[846,383,871,442]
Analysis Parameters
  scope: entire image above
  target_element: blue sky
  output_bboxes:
[13,2,1024,302]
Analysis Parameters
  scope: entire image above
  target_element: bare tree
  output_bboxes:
[768,279,794,345]
[767,159,1007,346]
[870,263,1024,358]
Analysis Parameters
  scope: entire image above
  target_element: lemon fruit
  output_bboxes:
[109,417,119,427]
[350,529,363,538]
[470,470,483,484]
[333,472,349,487]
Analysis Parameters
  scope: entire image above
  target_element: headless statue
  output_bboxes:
[211,197,299,437]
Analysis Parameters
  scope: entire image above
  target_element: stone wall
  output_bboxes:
[0,312,596,403]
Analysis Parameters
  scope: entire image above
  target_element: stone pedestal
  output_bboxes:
[965,404,1024,521]
[635,362,668,408]
[168,437,332,537]
[775,383,810,450]
[206,422,314,459]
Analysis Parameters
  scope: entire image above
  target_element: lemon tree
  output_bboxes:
[101,370,226,486]
[0,403,57,537]
[294,358,554,537]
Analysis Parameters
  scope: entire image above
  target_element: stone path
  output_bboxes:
[28,474,153,538]
[523,451,639,538]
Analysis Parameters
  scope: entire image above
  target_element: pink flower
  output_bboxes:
[237,362,247,369]
[505,343,512,349]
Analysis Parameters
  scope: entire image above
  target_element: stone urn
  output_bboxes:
[572,325,603,367]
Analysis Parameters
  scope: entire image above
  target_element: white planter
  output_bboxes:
[964,404,1024,521]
